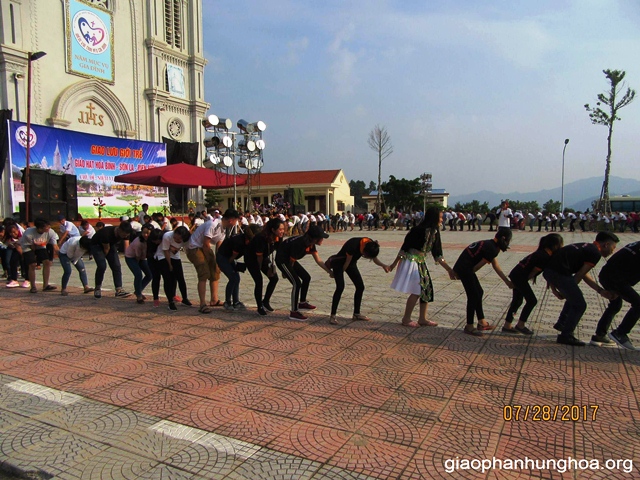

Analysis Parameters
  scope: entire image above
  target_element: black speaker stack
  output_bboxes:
[20,169,79,221]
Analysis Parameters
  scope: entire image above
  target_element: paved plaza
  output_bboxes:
[0,228,639,479]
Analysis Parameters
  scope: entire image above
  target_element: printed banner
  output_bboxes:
[8,121,167,218]
[65,0,114,82]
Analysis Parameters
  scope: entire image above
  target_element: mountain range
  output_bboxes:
[448,176,640,211]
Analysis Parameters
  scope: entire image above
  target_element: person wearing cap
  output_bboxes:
[186,208,240,313]
[453,229,514,336]
[57,213,80,247]
[275,225,333,321]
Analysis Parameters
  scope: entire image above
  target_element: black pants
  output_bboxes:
[596,273,640,336]
[569,219,576,231]
[159,258,188,303]
[277,260,310,312]
[149,257,162,300]
[330,260,365,316]
[246,259,278,309]
[457,271,484,325]
[505,274,537,324]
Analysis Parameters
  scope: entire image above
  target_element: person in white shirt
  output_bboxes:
[79,220,96,239]
[20,218,60,293]
[59,235,93,295]
[125,225,153,303]
[557,211,566,231]
[497,201,513,230]
[157,226,192,311]
[57,214,80,246]
[567,211,577,232]
[138,203,150,224]
[186,209,240,313]
[527,212,536,231]
[618,212,627,232]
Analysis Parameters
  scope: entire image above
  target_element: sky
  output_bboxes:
[201,0,640,198]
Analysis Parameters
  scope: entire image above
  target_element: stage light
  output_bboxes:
[255,139,266,150]
[238,140,256,152]
[202,115,232,129]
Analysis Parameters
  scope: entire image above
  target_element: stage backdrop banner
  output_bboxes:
[8,121,167,218]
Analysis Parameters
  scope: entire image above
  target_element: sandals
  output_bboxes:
[352,314,371,321]
[209,300,223,307]
[402,321,419,328]
[464,326,484,337]
[199,305,213,314]
[477,323,496,331]
[418,320,438,327]
[43,285,57,292]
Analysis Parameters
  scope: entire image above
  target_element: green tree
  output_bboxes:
[204,189,222,209]
[543,199,562,213]
[368,125,393,213]
[585,69,636,215]
[368,181,377,193]
[349,180,368,209]
[453,200,489,213]
[380,175,421,212]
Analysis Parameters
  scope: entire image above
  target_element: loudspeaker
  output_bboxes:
[66,199,79,221]
[63,174,77,201]
[19,201,68,221]
[22,169,49,202]
[48,173,64,201]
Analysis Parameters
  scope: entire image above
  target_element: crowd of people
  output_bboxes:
[1,202,638,351]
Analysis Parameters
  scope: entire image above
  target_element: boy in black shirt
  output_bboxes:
[276,225,333,321]
[542,231,619,346]
[593,241,640,350]
[453,229,513,337]
[90,221,133,298]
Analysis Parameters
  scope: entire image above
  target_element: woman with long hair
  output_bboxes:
[390,207,457,327]
[245,218,285,316]
[502,233,564,335]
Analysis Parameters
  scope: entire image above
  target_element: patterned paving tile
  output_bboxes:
[301,398,374,432]
[288,374,350,398]
[168,372,229,399]
[216,409,296,445]
[251,389,322,420]
[90,379,161,406]
[54,447,157,479]
[127,389,200,419]
[331,382,395,409]
[355,410,436,448]
[170,398,248,432]
[269,422,351,463]
[225,449,320,480]
[329,434,416,479]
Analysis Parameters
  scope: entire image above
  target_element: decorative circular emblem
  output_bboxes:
[15,126,37,148]
[73,10,110,54]
[168,118,184,139]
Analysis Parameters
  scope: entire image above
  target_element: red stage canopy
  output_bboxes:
[113,163,244,188]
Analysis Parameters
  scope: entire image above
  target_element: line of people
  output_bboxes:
[3,207,638,351]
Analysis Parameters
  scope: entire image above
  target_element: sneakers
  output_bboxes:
[153,299,160,307]
[115,290,132,298]
[173,296,182,302]
[262,301,274,312]
[514,325,534,335]
[257,307,267,316]
[557,334,585,346]
[233,302,246,310]
[61,290,69,296]
[223,302,235,311]
[590,334,616,348]
[289,310,308,321]
[168,302,178,312]
[298,301,316,310]
[6,280,19,288]
[181,299,193,307]
[608,331,636,350]
[94,288,102,299]
[20,280,30,288]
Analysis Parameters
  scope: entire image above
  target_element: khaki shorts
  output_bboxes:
[186,247,219,282]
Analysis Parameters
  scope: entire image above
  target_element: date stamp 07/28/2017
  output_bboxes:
[503,405,598,422]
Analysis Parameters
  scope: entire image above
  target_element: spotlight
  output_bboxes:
[202,115,232,129]
[222,156,233,167]
[255,139,266,150]
[203,132,221,148]
[238,140,256,152]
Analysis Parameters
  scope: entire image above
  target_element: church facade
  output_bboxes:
[0,0,208,217]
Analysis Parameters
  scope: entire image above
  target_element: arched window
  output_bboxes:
[164,0,182,49]
[86,0,112,10]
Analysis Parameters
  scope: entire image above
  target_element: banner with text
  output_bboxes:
[8,121,167,218]
[65,0,115,82]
